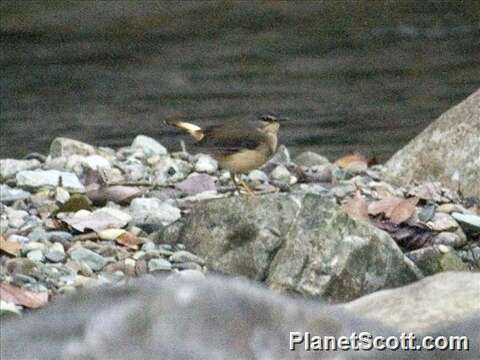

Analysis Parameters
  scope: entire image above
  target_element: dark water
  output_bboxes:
[1,1,479,161]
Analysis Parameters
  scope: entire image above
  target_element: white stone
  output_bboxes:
[270,164,291,183]
[82,155,111,170]
[132,135,167,156]
[129,198,181,226]
[0,159,40,180]
[16,170,85,193]
[194,154,218,174]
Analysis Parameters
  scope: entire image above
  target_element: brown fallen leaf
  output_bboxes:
[334,152,369,170]
[115,232,144,250]
[343,191,369,221]
[368,196,418,225]
[0,236,21,256]
[0,282,48,309]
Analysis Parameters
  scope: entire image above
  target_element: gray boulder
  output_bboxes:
[168,193,421,302]
[344,271,480,333]
[1,274,478,359]
[385,89,480,197]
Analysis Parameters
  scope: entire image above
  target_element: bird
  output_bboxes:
[165,114,285,194]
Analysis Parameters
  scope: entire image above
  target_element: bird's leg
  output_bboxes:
[230,172,241,195]
[239,178,255,196]
[230,173,255,196]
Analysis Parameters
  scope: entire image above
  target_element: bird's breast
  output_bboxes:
[214,146,271,174]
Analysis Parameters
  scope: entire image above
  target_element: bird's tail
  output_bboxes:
[164,119,204,141]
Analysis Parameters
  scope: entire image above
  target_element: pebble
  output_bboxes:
[69,247,107,272]
[293,151,330,167]
[55,187,71,204]
[451,212,480,231]
[170,250,205,266]
[81,155,111,170]
[148,258,172,272]
[0,159,41,180]
[270,165,291,183]
[16,169,85,193]
[437,203,467,214]
[7,234,29,245]
[23,241,46,254]
[426,213,459,232]
[49,137,96,158]
[131,135,167,157]
[124,258,136,276]
[433,231,467,249]
[194,154,218,174]
[248,169,269,184]
[27,249,45,262]
[46,231,73,245]
[5,207,28,228]
[129,198,181,226]
[153,157,192,185]
[0,184,31,204]
[45,243,66,263]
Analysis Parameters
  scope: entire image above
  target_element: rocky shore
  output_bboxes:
[1,90,479,358]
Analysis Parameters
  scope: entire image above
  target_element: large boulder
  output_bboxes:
[166,193,421,302]
[1,274,478,359]
[344,271,480,334]
[385,89,480,197]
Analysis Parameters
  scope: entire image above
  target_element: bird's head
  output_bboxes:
[256,113,287,134]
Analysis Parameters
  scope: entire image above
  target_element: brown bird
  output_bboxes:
[166,114,285,193]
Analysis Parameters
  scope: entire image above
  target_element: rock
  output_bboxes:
[5,258,41,277]
[406,246,469,275]
[2,274,478,360]
[16,170,85,193]
[426,212,459,232]
[167,269,205,282]
[175,174,216,195]
[26,249,44,262]
[94,207,132,226]
[385,89,480,197]
[5,207,28,228]
[299,164,333,183]
[270,164,291,183]
[0,159,41,180]
[153,157,192,185]
[45,231,73,247]
[433,231,467,248]
[81,155,111,170]
[247,169,269,185]
[54,187,70,204]
[45,243,65,263]
[194,154,218,174]
[344,272,480,334]
[49,137,96,158]
[0,185,31,205]
[69,247,107,272]
[175,193,421,302]
[131,135,167,157]
[147,258,172,272]
[23,241,46,254]
[170,250,205,265]
[452,212,480,231]
[293,151,330,167]
[129,198,181,227]
[437,203,467,214]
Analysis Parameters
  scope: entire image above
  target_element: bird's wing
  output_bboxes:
[198,124,266,155]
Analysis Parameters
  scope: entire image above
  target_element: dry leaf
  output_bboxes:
[0,282,48,309]
[343,191,369,221]
[0,236,21,256]
[115,232,144,250]
[369,196,418,225]
[334,152,369,169]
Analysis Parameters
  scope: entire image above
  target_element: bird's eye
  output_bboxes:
[167,167,176,176]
